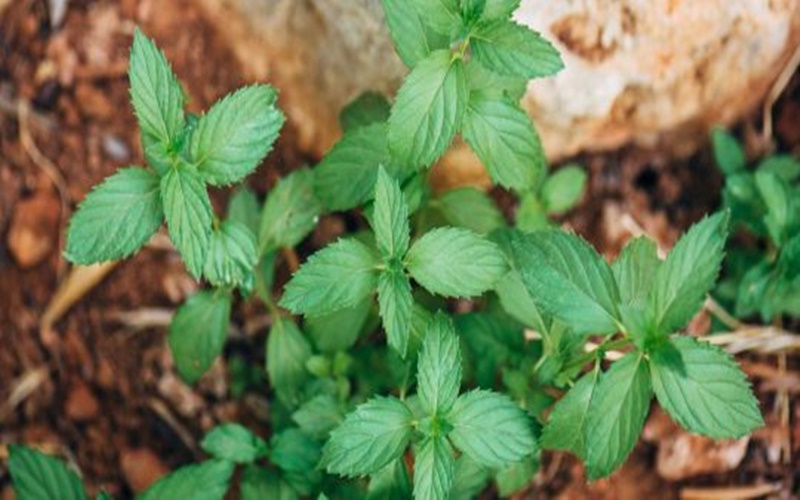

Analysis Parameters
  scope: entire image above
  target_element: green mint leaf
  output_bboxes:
[755,170,792,246]
[254,251,277,304]
[495,454,539,497]
[322,397,414,477]
[204,221,257,292]
[758,154,800,182]
[465,62,528,102]
[168,290,231,384]
[410,0,460,34]
[340,91,391,131]
[140,460,234,500]
[281,238,380,316]
[292,394,345,439]
[490,229,549,331]
[540,370,598,459]
[612,237,660,307]
[313,123,394,211]
[448,389,537,469]
[494,269,547,331]
[417,312,462,414]
[161,163,213,278]
[306,299,372,353]
[388,50,468,168]
[191,85,284,186]
[413,437,455,500]
[511,231,621,335]
[406,227,507,297]
[481,0,520,20]
[200,424,268,464]
[471,21,563,79]
[367,458,411,500]
[541,164,587,214]
[651,336,763,439]
[450,456,490,500]
[381,0,435,68]
[227,187,260,235]
[462,94,545,191]
[259,168,322,254]
[129,29,185,173]
[584,353,652,480]
[378,268,414,357]
[778,234,800,277]
[722,172,766,235]
[649,212,728,335]
[373,167,411,259]
[267,318,312,406]
[515,192,549,232]
[437,187,505,234]
[711,127,745,176]
[240,466,294,500]
[9,445,87,500]
[734,260,774,320]
[456,312,525,388]
[65,167,162,264]
[270,428,322,474]
[460,0,487,21]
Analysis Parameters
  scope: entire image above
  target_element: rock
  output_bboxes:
[74,83,114,121]
[64,381,100,422]
[644,409,750,481]
[7,192,60,268]
[196,0,800,170]
[120,448,170,494]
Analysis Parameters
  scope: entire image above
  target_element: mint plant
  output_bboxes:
[315,0,562,214]
[280,167,508,357]
[512,212,763,478]
[34,1,767,498]
[322,313,535,499]
[710,128,800,321]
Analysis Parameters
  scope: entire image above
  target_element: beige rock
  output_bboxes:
[196,0,800,183]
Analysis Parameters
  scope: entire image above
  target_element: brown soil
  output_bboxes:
[0,0,797,498]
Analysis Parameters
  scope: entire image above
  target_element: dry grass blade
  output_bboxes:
[147,398,198,454]
[680,483,781,499]
[41,262,118,334]
[109,308,174,330]
[703,327,800,354]
[0,366,50,420]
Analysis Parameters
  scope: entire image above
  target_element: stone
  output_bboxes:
[74,82,114,122]
[196,0,800,176]
[7,192,60,268]
[120,448,170,494]
[64,381,100,422]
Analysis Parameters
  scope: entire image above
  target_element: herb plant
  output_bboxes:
[11,1,765,499]
[711,127,800,322]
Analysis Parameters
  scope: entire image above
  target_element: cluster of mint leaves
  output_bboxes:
[710,127,800,322]
[509,212,763,478]
[29,0,766,498]
[7,422,320,499]
[66,29,283,283]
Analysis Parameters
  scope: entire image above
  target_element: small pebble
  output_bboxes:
[120,448,170,494]
[102,134,130,161]
[7,193,60,268]
[64,381,100,422]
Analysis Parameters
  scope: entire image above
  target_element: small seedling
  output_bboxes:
[711,127,800,322]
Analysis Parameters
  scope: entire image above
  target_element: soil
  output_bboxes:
[0,1,797,498]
